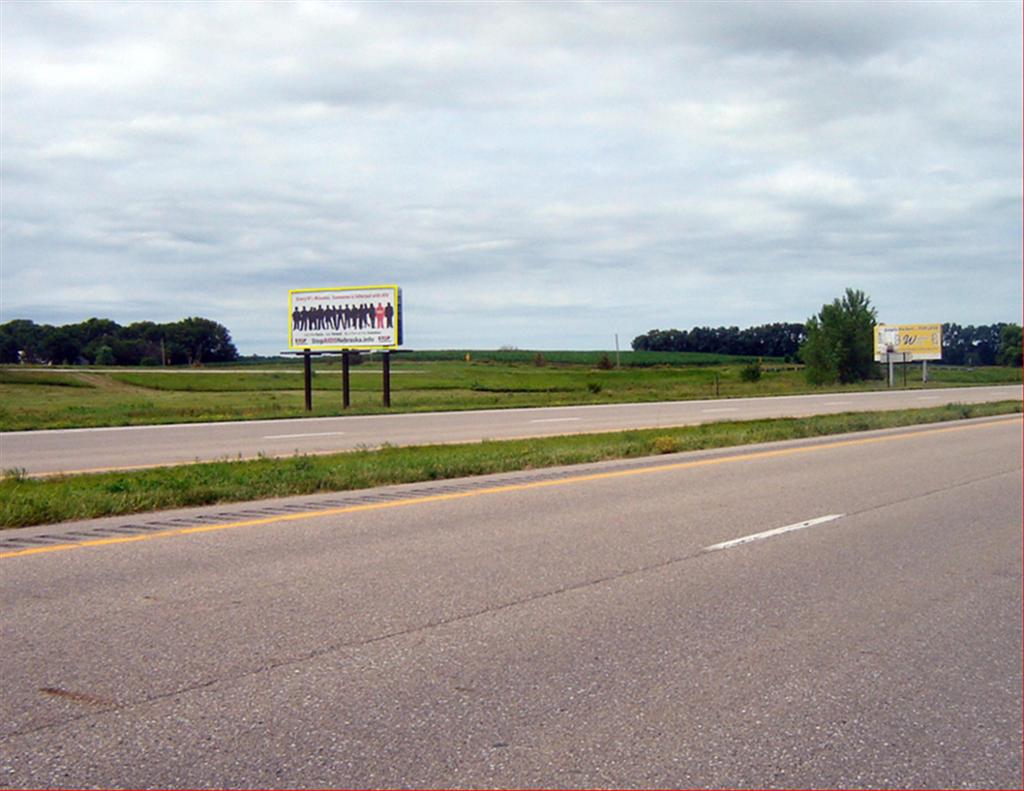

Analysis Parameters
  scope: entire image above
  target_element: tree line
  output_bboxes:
[940,323,1020,366]
[3,302,1019,373]
[633,317,1021,369]
[0,317,239,366]
[631,322,808,359]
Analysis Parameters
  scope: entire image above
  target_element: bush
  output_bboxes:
[740,360,762,382]
[653,436,678,454]
[587,382,602,394]
[596,353,614,370]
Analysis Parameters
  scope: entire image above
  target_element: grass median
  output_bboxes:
[2,400,1020,528]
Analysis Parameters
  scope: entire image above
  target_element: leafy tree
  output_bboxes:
[76,318,123,363]
[0,319,46,362]
[163,317,238,365]
[800,288,878,384]
[942,323,1009,366]
[124,321,164,343]
[41,327,83,365]
[998,324,1023,367]
[94,345,116,366]
[0,327,19,363]
[0,316,239,366]
[77,317,121,344]
[970,323,1004,366]
[941,322,966,365]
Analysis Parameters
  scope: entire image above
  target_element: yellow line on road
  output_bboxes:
[3,416,1019,561]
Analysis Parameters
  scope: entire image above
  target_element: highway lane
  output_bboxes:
[1,384,1019,476]
[1,415,1020,788]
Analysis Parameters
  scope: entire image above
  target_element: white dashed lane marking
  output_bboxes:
[704,514,846,552]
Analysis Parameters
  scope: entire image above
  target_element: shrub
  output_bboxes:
[740,360,762,382]
[653,436,678,454]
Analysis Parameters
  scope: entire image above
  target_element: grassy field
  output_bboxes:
[398,349,763,366]
[2,401,1019,527]
[0,359,1020,431]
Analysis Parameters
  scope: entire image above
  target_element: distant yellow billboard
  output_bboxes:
[874,323,942,361]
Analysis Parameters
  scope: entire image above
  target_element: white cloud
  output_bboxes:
[1,1,1020,351]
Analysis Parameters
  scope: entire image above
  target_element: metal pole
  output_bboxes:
[888,354,895,388]
[382,352,391,407]
[614,334,621,369]
[922,360,928,384]
[903,353,908,387]
[342,352,351,409]
[303,349,313,411]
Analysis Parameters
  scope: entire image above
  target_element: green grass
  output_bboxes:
[0,370,96,388]
[400,349,768,366]
[923,365,1023,384]
[2,401,1019,527]
[1,360,1019,431]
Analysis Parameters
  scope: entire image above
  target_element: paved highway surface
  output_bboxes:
[2,384,1019,475]
[1,415,1020,788]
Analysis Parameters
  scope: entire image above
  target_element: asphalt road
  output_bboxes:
[2,384,1019,476]
[1,415,1020,788]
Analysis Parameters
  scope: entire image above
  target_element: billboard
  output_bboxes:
[874,323,942,361]
[289,285,403,350]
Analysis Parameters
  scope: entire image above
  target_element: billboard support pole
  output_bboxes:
[342,352,351,409]
[903,353,908,387]
[888,354,895,388]
[382,352,391,407]
[303,349,313,411]
[922,360,928,384]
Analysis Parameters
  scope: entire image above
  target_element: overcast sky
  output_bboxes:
[2,1,1021,353]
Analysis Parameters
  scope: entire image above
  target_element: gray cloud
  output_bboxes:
[2,1,1020,353]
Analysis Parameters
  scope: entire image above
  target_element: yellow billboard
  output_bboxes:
[874,323,942,361]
